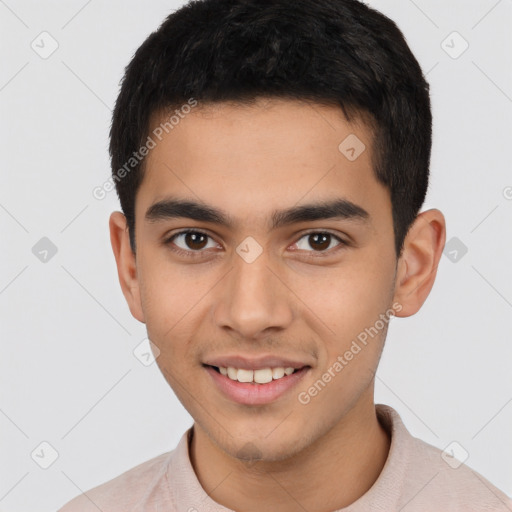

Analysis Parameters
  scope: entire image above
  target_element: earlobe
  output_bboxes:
[393,209,446,317]
[109,211,146,323]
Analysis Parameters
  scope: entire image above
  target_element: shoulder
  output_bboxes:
[407,436,512,510]
[57,450,173,512]
[377,404,512,511]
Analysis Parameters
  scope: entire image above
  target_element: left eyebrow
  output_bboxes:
[145,196,371,230]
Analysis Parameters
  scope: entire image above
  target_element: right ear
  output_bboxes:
[109,211,145,323]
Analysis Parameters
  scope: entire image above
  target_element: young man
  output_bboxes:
[59,0,512,510]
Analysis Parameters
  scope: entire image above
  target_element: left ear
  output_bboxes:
[392,209,446,317]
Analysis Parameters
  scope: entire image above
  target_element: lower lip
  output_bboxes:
[204,365,310,405]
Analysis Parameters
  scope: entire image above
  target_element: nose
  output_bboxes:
[213,246,294,340]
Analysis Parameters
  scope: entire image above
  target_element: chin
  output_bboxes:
[220,433,310,464]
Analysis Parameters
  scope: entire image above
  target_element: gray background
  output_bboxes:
[1,0,511,510]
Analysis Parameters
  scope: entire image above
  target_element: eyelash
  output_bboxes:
[163,229,348,259]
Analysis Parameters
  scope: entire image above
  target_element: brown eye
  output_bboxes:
[308,233,331,251]
[182,232,209,250]
[166,230,217,255]
[294,231,345,254]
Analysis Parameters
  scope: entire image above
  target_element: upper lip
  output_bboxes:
[203,354,312,371]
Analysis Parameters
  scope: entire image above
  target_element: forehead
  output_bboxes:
[137,98,389,230]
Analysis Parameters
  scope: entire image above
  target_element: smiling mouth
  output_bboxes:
[203,363,311,405]
[204,364,307,384]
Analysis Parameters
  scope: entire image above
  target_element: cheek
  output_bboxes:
[137,253,216,353]
[291,257,393,345]
[290,259,394,407]
[138,248,195,316]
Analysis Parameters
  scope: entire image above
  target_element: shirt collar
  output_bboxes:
[166,404,410,511]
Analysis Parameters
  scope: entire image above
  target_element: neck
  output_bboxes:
[189,391,391,512]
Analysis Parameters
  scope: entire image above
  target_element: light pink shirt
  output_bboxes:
[58,404,512,511]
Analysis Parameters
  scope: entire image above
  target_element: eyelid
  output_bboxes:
[297,228,347,243]
[291,229,347,255]
[164,228,220,257]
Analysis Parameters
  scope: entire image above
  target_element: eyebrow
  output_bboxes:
[145,197,370,230]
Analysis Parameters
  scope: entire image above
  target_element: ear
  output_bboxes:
[392,209,446,317]
[109,211,145,323]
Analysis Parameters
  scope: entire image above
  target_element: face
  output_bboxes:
[119,98,401,461]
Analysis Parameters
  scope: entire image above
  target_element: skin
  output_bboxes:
[109,98,446,512]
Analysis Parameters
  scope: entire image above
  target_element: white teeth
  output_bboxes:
[272,367,285,379]
[217,365,299,383]
[236,368,253,383]
[254,368,273,384]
